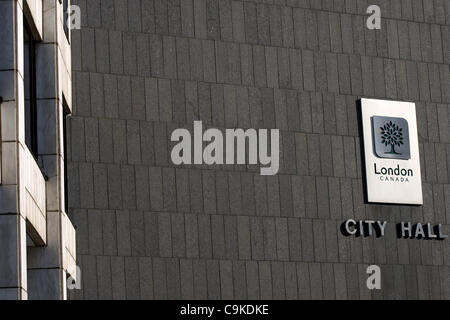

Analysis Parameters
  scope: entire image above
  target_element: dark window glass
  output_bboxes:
[63,0,70,41]
[24,20,37,157]
[63,101,70,214]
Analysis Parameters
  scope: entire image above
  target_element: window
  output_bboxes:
[24,20,37,157]
[63,100,70,214]
[63,0,70,41]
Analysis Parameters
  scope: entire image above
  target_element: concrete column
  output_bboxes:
[0,0,75,300]
[0,215,28,300]
[27,0,73,300]
[28,211,65,300]
[0,0,28,300]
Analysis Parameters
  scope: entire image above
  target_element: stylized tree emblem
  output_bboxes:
[380,121,403,155]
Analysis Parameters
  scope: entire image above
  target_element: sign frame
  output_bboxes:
[360,98,423,205]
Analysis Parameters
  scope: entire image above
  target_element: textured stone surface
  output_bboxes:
[68,0,450,300]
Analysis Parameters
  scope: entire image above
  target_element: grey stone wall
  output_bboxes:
[68,0,450,299]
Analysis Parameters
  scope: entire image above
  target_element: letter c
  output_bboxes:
[224,306,232,315]
[345,219,357,235]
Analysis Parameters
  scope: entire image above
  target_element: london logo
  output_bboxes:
[361,99,422,204]
[372,116,410,160]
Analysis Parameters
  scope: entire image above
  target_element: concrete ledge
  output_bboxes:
[24,0,43,41]
[20,146,46,245]
[62,211,76,281]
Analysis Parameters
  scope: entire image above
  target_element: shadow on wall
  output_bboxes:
[355,99,368,203]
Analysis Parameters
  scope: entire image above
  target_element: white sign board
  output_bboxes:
[361,98,423,205]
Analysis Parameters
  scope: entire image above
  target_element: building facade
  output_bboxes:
[66,0,450,300]
[0,0,76,299]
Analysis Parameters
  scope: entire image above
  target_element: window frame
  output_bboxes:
[62,99,70,214]
[62,0,70,43]
[24,19,38,158]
